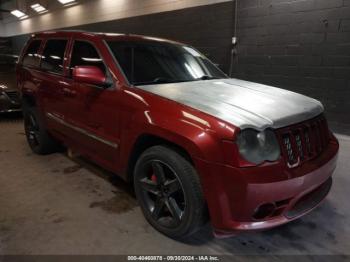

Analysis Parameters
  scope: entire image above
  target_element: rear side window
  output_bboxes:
[41,39,68,74]
[22,40,42,67]
[70,41,106,75]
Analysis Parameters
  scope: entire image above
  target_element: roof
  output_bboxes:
[31,30,184,45]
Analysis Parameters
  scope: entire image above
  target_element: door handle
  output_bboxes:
[62,88,77,97]
[32,78,42,84]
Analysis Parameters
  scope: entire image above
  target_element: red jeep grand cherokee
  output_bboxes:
[17,31,339,238]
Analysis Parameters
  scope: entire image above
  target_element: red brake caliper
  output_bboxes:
[151,174,157,183]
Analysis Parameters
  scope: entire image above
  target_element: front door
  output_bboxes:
[66,40,121,169]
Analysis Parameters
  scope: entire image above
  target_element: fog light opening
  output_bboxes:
[253,203,276,220]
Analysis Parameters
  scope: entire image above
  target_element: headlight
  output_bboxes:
[237,128,280,165]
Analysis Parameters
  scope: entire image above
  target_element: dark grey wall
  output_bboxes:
[11,34,29,55]
[71,2,235,73]
[8,0,350,132]
[233,0,350,131]
[0,37,12,54]
[10,2,235,73]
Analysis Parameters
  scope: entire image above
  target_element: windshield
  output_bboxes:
[0,55,18,73]
[107,41,228,86]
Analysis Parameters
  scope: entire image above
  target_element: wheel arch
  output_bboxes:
[126,133,195,183]
[22,93,37,109]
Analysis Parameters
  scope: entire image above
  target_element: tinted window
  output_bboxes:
[41,39,67,74]
[107,41,227,85]
[22,40,41,67]
[70,41,106,75]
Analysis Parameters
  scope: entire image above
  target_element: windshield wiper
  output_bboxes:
[134,75,219,86]
[134,77,188,86]
[197,75,220,80]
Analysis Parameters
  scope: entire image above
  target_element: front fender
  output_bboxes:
[120,107,236,171]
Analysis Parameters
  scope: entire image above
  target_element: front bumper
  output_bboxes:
[0,91,22,113]
[194,137,339,237]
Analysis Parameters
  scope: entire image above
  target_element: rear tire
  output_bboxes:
[24,106,61,155]
[134,145,207,239]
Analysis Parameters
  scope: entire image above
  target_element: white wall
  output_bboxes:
[1,0,232,37]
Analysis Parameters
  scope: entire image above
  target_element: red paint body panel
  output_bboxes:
[17,31,339,235]
[195,138,338,236]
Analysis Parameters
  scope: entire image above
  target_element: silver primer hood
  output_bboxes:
[137,78,324,130]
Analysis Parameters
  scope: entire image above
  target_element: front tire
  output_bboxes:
[134,145,207,239]
[24,107,61,155]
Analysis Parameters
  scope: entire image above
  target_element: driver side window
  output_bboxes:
[70,41,106,76]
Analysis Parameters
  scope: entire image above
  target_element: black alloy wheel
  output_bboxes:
[25,112,40,149]
[23,106,62,155]
[134,145,207,239]
[138,160,186,228]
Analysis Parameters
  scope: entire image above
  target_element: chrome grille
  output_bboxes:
[304,129,311,155]
[283,135,295,164]
[278,115,330,168]
[295,133,304,160]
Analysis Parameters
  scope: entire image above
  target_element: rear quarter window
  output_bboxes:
[22,40,42,67]
[41,39,68,75]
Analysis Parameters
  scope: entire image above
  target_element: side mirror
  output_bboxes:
[72,66,108,87]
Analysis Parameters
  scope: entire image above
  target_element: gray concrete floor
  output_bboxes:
[0,115,350,256]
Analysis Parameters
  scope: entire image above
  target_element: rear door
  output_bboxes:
[18,39,43,105]
[38,39,70,130]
